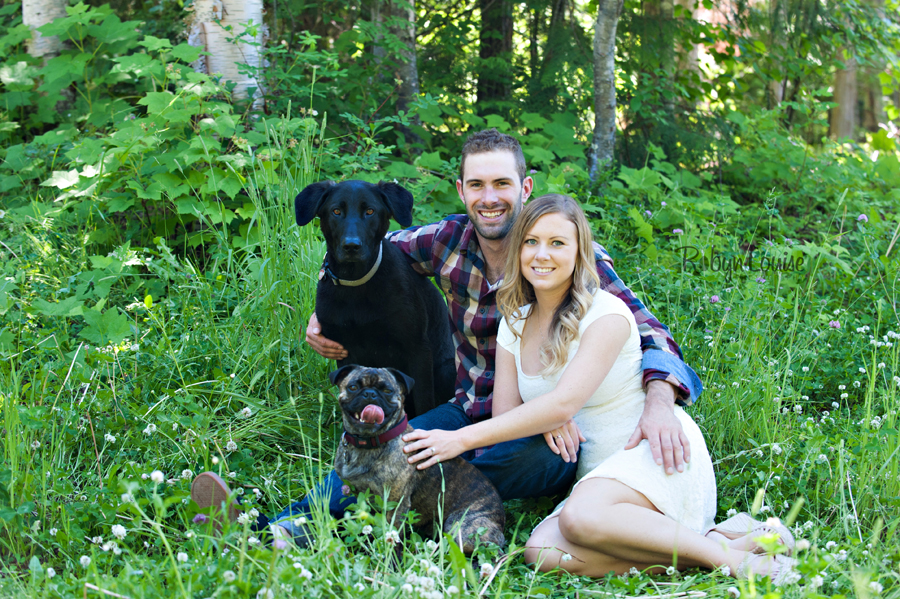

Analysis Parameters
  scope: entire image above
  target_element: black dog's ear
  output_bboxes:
[329,364,358,387]
[385,368,415,397]
[294,181,336,226]
[377,182,414,228]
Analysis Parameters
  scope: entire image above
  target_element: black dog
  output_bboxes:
[331,365,505,553]
[295,180,455,419]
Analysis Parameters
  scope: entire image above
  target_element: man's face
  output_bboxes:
[456,150,533,241]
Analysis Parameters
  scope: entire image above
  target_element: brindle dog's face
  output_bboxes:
[330,365,414,437]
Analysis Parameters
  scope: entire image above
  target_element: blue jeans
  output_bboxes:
[270,402,578,537]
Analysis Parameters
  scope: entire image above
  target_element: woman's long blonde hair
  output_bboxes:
[497,194,601,375]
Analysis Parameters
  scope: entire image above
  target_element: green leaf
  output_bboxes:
[415,151,444,171]
[33,296,84,317]
[138,91,177,115]
[40,170,80,189]
[79,308,133,346]
[0,61,35,87]
[171,43,202,63]
[385,161,421,179]
[139,35,172,51]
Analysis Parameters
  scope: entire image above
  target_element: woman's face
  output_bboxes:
[520,212,579,298]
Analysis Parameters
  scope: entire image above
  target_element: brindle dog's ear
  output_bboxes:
[385,368,415,397]
[329,364,359,386]
[294,181,336,226]
[377,182,414,228]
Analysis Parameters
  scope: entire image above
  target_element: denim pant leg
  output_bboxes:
[470,434,578,501]
[271,402,471,537]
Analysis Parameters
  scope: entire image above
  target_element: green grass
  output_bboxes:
[1,136,899,598]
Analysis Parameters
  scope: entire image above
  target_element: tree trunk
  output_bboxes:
[861,0,886,132]
[477,0,513,106]
[830,49,858,140]
[188,0,266,105]
[392,0,422,150]
[22,0,67,61]
[767,0,786,106]
[675,0,699,78]
[644,0,675,114]
[588,0,623,181]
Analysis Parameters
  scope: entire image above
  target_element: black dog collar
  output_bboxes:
[342,415,408,449]
[319,244,383,287]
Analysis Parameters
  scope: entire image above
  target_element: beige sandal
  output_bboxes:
[737,552,798,586]
[191,471,242,531]
[712,512,795,555]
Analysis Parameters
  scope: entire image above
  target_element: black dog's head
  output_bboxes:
[294,180,414,268]
[330,365,415,437]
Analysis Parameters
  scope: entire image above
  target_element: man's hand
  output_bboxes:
[624,380,691,474]
[543,419,587,463]
[304,312,348,360]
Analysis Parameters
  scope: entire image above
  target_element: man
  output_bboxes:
[196,129,701,542]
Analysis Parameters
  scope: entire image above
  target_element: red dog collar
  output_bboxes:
[342,415,408,449]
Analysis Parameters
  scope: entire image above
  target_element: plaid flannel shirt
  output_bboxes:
[388,214,702,422]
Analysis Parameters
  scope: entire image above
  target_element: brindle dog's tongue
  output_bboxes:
[360,404,385,424]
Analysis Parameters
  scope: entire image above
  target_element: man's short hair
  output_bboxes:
[459,128,527,183]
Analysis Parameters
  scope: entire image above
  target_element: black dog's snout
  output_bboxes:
[361,388,379,401]
[342,236,362,253]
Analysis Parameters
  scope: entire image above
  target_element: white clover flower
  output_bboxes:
[385,529,400,544]
[253,488,262,499]
[181,469,193,480]
[561,553,572,562]
[870,581,883,594]
[31,441,41,449]
[46,567,56,579]
[223,570,236,582]
[666,566,677,575]
[176,552,188,562]
[793,404,803,414]
[248,508,259,519]
[480,562,493,578]
[226,441,238,452]
[825,541,837,549]
[841,392,849,399]
[80,555,91,568]
[447,585,459,595]
[809,575,824,588]
[816,454,828,463]
[629,567,640,576]
[801,395,809,400]
[726,508,738,517]
[362,525,373,535]
[760,505,771,513]
[49,527,58,536]
[293,516,307,526]
[878,362,885,369]
[838,384,846,390]
[248,536,260,546]
[802,366,809,372]
[796,539,810,551]
[257,587,274,599]
[150,470,164,484]
[354,583,366,592]
[772,443,782,455]
[720,565,731,576]
[859,367,866,373]
[143,423,157,435]
[91,536,103,544]
[401,584,414,593]
[104,433,116,443]
[120,492,134,504]
[837,549,848,561]
[111,524,127,540]
[832,402,840,408]
[239,407,253,419]
[853,381,861,388]
[236,512,251,525]
[732,381,739,388]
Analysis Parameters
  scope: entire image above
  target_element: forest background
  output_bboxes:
[2,0,900,597]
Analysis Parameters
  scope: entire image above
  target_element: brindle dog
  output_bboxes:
[331,365,505,553]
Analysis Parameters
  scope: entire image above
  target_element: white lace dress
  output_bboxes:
[497,289,717,534]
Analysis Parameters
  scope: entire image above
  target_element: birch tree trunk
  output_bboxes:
[588,0,623,181]
[188,0,266,104]
[830,49,858,140]
[768,0,786,106]
[644,0,675,115]
[22,0,67,61]
[392,0,422,148]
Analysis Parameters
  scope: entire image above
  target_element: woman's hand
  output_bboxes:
[543,419,586,463]
[402,429,467,470]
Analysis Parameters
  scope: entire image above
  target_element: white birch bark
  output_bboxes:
[588,0,623,181]
[22,0,67,61]
[188,0,266,104]
[830,50,858,140]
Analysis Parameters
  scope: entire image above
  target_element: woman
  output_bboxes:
[402,194,795,581]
